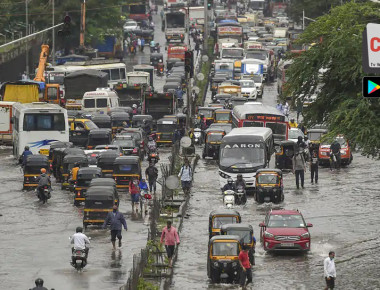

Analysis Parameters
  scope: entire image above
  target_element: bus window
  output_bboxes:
[243,121,264,127]
[23,113,65,131]
[111,69,120,81]
[266,122,287,139]
[120,69,126,80]
[101,70,111,81]
[84,99,95,108]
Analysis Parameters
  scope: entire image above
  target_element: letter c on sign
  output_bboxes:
[370,37,380,52]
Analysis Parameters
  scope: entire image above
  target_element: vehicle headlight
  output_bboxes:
[264,231,274,238]
[301,232,310,238]
[219,171,231,179]
[213,261,219,267]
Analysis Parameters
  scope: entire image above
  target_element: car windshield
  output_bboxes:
[213,216,238,228]
[212,241,239,256]
[288,129,304,140]
[308,132,325,141]
[245,52,266,60]
[227,230,252,244]
[257,174,279,184]
[222,49,244,58]
[125,21,136,27]
[240,81,255,87]
[113,139,135,147]
[220,144,265,167]
[267,214,306,228]
[121,132,141,141]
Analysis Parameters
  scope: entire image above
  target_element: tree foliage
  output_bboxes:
[0,0,125,45]
[286,2,380,158]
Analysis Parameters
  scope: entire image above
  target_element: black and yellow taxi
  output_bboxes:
[23,155,49,190]
[209,210,241,239]
[68,118,99,147]
[255,168,284,203]
[73,167,102,206]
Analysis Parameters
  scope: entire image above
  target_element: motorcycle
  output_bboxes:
[36,185,51,203]
[234,186,247,205]
[157,63,165,76]
[148,151,160,164]
[193,128,202,145]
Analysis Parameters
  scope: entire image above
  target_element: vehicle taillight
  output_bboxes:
[77,192,80,196]
[114,177,117,181]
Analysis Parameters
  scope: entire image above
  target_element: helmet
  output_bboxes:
[290,118,295,123]
[227,178,233,184]
[40,168,46,174]
[24,146,29,150]
[132,104,137,109]
[148,136,153,141]
[35,278,44,286]
[76,226,83,233]
[297,136,303,142]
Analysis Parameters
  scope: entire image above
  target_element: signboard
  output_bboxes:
[217,27,243,35]
[245,114,285,122]
[363,23,380,73]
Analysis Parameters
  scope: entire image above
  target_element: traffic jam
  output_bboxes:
[0,0,377,289]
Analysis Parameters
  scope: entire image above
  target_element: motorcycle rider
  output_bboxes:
[132,104,138,115]
[20,146,33,167]
[330,139,341,170]
[223,178,236,192]
[70,226,90,267]
[235,174,246,190]
[145,162,158,194]
[37,168,51,204]
[147,136,157,153]
[31,278,48,290]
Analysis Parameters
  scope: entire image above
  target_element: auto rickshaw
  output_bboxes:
[69,118,99,147]
[307,128,328,152]
[213,109,232,124]
[150,53,164,68]
[83,186,119,229]
[89,177,118,189]
[55,148,85,182]
[73,167,102,206]
[207,235,241,284]
[48,141,73,164]
[97,151,120,177]
[275,140,297,170]
[255,169,283,203]
[131,115,154,131]
[91,114,112,129]
[23,155,49,190]
[60,154,88,190]
[210,74,228,97]
[110,112,130,136]
[84,149,106,167]
[197,107,217,127]
[113,156,141,189]
[221,223,255,265]
[202,130,225,159]
[86,128,112,149]
[209,210,241,239]
[163,81,181,95]
[211,93,232,105]
[156,118,177,145]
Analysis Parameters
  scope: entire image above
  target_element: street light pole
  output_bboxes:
[52,0,55,64]
[203,0,208,51]
[302,9,305,31]
[26,0,29,77]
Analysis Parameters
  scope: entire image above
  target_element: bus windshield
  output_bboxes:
[220,143,265,168]
[23,113,65,131]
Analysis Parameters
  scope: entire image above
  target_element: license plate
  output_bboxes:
[39,149,49,155]
[281,243,294,247]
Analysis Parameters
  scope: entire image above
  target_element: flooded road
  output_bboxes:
[170,83,380,289]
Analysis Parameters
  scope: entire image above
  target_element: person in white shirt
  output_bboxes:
[178,159,192,194]
[324,251,336,289]
[70,227,90,265]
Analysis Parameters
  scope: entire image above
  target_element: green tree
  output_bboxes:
[286,1,380,158]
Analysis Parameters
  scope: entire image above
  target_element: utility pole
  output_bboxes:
[80,0,86,48]
[52,0,55,64]
[203,0,208,51]
[302,9,304,31]
[25,0,29,77]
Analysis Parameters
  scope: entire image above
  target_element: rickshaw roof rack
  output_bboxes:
[209,235,242,242]
[209,209,240,216]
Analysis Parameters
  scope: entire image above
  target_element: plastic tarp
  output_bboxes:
[64,69,108,99]
[2,82,39,103]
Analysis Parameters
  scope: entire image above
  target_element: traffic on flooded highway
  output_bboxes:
[0,0,380,289]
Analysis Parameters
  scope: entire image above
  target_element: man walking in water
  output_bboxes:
[160,220,180,268]
[324,251,336,289]
[103,204,128,250]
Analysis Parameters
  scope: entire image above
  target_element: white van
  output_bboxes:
[82,88,119,114]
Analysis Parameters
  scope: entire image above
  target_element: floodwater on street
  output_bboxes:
[170,82,380,290]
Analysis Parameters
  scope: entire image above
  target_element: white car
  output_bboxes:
[251,75,264,98]
[239,79,258,99]
[288,128,304,143]
[123,20,138,32]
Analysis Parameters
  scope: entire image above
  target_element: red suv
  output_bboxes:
[259,209,313,252]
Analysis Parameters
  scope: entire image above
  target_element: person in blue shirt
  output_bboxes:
[140,37,145,52]
[20,146,33,167]
[139,178,149,191]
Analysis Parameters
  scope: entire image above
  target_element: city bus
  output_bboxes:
[218,127,274,190]
[12,102,69,158]
[232,102,288,140]
[45,60,127,89]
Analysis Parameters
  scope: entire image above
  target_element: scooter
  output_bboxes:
[223,190,235,208]
[36,185,51,204]
[193,128,202,145]
[71,249,88,271]
[234,186,247,205]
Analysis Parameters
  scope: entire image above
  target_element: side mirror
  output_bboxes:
[259,222,265,227]
[306,223,313,227]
